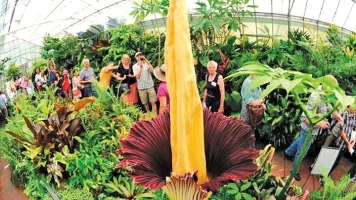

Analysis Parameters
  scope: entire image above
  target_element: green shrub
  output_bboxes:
[310,174,356,200]
[43,187,94,200]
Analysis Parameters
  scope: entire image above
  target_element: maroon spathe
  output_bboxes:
[117,110,259,192]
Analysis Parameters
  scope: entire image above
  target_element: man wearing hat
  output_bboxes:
[154,64,170,114]
[132,52,157,114]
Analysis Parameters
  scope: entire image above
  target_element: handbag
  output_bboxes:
[73,88,82,97]
[119,83,130,93]
[26,87,33,95]
[247,104,265,130]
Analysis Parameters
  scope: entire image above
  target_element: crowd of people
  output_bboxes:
[0,52,355,184]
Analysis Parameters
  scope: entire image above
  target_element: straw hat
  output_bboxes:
[154,64,166,82]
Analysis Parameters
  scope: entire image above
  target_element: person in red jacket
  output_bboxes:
[62,70,72,102]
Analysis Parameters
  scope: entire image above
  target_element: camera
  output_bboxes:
[140,56,145,61]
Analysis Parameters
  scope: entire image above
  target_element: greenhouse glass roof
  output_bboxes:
[0,0,356,64]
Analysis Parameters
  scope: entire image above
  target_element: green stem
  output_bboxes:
[278,125,313,199]
[277,91,341,198]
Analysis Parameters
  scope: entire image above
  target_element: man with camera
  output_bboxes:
[132,52,157,114]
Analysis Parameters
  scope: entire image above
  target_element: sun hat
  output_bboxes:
[135,52,143,57]
[63,70,69,75]
[153,64,166,82]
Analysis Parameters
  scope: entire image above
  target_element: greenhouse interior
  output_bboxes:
[0,0,356,199]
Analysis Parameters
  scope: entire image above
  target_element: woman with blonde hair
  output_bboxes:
[72,70,82,99]
[117,54,138,105]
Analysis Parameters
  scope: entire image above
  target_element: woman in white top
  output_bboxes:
[35,69,44,92]
[72,70,82,99]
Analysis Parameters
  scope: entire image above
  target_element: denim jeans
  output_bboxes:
[285,128,314,173]
[83,87,93,97]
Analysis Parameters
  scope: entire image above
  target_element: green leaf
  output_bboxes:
[235,193,242,200]
[250,76,272,89]
[230,22,238,32]
[316,75,336,88]
[62,145,69,155]
[74,136,83,143]
[228,183,239,190]
[30,146,44,159]
[241,193,253,200]
[240,182,251,192]
[227,189,238,195]
[252,182,261,193]
[44,143,55,156]
[210,18,221,32]
[272,116,283,126]
[334,88,355,107]
[261,80,281,99]
[281,78,303,94]
[275,186,283,197]
[239,62,273,73]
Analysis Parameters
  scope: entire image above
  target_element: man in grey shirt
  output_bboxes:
[0,91,8,121]
[80,59,96,97]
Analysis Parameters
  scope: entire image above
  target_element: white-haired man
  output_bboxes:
[80,59,96,97]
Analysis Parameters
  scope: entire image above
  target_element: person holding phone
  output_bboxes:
[47,58,57,85]
[132,52,157,114]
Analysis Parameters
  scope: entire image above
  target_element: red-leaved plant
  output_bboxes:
[117,109,259,197]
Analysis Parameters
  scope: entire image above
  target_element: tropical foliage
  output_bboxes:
[310,173,356,200]
[3,0,356,199]
[227,62,355,198]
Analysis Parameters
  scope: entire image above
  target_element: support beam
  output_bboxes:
[7,0,19,32]
[342,2,354,28]
[252,0,258,40]
[331,0,341,24]
[29,0,66,39]
[54,0,126,36]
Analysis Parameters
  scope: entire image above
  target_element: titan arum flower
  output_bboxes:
[117,110,259,198]
[117,0,259,199]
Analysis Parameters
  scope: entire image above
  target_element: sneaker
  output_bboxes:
[294,173,301,181]
[284,151,295,161]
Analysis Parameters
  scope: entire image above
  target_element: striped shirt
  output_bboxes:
[335,110,356,150]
